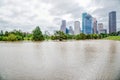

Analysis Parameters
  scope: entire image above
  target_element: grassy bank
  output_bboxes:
[104,36,120,41]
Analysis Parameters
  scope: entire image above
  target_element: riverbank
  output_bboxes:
[104,36,120,41]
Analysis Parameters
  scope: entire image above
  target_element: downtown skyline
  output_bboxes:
[60,11,116,34]
[0,0,120,33]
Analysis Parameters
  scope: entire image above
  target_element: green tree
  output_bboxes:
[7,34,17,41]
[75,34,81,40]
[0,30,3,36]
[16,35,23,40]
[51,35,56,40]
[44,35,50,41]
[91,34,98,39]
[54,31,67,41]
[5,31,9,36]
[74,33,86,40]
[24,33,33,40]
[0,36,3,41]
[86,34,91,39]
[2,37,8,41]
[66,34,74,40]
[32,26,44,41]
[117,31,120,35]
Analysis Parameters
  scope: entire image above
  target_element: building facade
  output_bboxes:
[98,23,103,34]
[109,11,116,33]
[69,26,74,35]
[99,29,107,34]
[60,20,66,33]
[66,28,69,34]
[93,18,97,34]
[74,21,81,35]
[82,13,93,34]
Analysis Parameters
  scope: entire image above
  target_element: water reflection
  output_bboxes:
[0,40,120,80]
[109,41,117,63]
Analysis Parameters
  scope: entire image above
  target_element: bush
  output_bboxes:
[7,34,17,41]
[51,35,56,40]
[0,36,3,41]
[53,31,67,41]
[2,37,8,41]
[66,34,74,39]
[16,35,23,40]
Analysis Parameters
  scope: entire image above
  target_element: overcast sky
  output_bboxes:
[0,0,120,33]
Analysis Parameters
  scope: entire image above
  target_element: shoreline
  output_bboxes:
[0,39,119,43]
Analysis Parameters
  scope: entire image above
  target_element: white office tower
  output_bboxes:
[74,21,81,35]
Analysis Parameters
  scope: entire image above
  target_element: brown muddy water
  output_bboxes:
[0,40,120,80]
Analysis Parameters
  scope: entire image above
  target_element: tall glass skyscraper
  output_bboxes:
[60,20,66,33]
[109,11,116,33]
[82,13,93,34]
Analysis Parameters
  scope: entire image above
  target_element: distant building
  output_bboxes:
[69,26,74,35]
[82,13,93,34]
[109,11,116,33]
[66,28,69,34]
[98,23,103,34]
[44,30,50,36]
[93,18,97,34]
[74,21,81,35]
[60,20,66,33]
[99,29,107,34]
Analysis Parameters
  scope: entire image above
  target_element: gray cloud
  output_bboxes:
[0,0,120,33]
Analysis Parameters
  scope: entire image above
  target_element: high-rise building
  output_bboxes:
[74,21,81,35]
[66,28,69,34]
[60,20,66,33]
[98,23,103,34]
[82,13,93,34]
[93,18,97,34]
[109,11,116,33]
[69,26,74,35]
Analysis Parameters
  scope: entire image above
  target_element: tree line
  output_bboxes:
[0,26,120,41]
[0,26,44,41]
[50,31,120,41]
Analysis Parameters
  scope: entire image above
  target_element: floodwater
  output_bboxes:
[0,40,120,80]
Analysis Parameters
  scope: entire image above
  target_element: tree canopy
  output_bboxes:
[32,26,44,41]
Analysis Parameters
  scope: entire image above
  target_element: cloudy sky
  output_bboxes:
[0,0,120,33]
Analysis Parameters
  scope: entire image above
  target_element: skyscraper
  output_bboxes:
[69,26,74,35]
[66,28,69,34]
[74,21,81,35]
[109,11,116,33]
[93,18,97,34]
[60,20,66,33]
[82,13,93,34]
[98,23,103,34]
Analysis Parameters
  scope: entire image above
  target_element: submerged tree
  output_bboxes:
[32,26,44,41]
[54,31,67,41]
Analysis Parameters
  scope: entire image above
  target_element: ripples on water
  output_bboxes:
[0,40,120,80]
